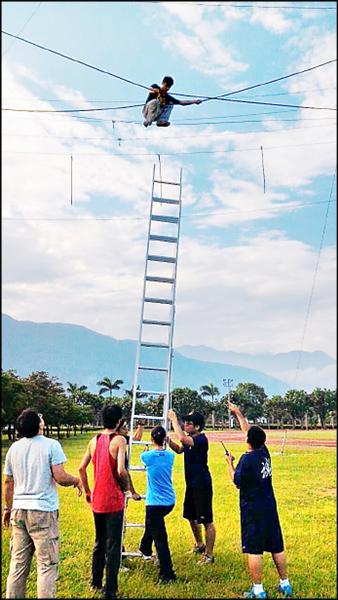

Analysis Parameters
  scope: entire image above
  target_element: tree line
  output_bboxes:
[1,370,336,440]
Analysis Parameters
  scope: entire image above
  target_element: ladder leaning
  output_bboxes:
[121,164,183,563]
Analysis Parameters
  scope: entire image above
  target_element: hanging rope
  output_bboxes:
[70,155,73,205]
[157,154,163,201]
[260,145,266,194]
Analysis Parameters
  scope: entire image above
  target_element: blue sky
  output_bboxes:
[2,1,337,389]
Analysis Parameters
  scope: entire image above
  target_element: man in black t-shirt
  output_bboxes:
[226,402,293,599]
[167,408,216,564]
[142,75,202,128]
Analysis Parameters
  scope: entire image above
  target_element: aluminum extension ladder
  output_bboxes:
[121,164,183,562]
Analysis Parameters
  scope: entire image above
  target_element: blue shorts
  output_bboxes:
[240,505,284,554]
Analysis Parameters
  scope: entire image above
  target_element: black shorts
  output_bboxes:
[183,483,213,525]
[240,506,284,555]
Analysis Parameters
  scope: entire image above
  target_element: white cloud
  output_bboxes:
[268,365,337,392]
[2,60,336,374]
[250,6,294,34]
[157,3,248,85]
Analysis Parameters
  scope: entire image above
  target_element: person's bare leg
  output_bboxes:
[272,551,288,579]
[247,554,263,584]
[189,520,204,547]
[204,522,216,556]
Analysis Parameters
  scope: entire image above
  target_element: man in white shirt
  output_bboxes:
[3,408,82,599]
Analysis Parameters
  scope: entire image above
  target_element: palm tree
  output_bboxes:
[200,383,220,404]
[96,376,124,398]
[124,385,147,400]
[66,382,88,405]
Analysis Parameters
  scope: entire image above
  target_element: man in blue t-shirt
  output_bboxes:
[225,401,293,599]
[167,408,215,564]
[142,75,202,128]
[139,426,176,584]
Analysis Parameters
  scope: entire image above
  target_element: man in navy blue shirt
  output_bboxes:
[167,408,216,564]
[226,401,292,599]
[142,75,202,127]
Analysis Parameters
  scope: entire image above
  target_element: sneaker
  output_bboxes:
[119,565,130,572]
[198,553,215,564]
[243,587,267,599]
[156,121,170,127]
[140,552,154,561]
[278,583,293,597]
[192,543,206,554]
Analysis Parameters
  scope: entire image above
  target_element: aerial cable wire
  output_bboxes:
[182,59,337,102]
[2,30,336,111]
[2,2,43,56]
[3,139,335,157]
[171,2,337,9]
[3,97,336,113]
[3,199,336,223]
[1,30,150,91]
[293,169,336,386]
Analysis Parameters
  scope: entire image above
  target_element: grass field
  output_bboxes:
[1,431,336,599]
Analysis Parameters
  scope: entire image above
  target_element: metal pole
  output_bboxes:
[223,378,233,431]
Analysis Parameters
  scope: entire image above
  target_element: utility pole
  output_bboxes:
[222,378,233,431]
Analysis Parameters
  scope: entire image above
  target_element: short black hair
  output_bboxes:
[247,425,266,449]
[162,76,174,88]
[102,404,123,429]
[15,409,41,438]
[151,425,166,446]
[182,411,205,432]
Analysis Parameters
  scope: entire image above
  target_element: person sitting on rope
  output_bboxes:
[143,75,202,128]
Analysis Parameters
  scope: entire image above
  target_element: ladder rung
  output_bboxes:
[149,234,178,243]
[141,342,169,349]
[144,297,172,305]
[153,180,180,186]
[133,414,165,420]
[136,390,166,396]
[121,551,143,558]
[129,466,146,472]
[143,319,171,326]
[148,255,176,264]
[131,440,151,446]
[151,215,179,224]
[125,492,146,500]
[138,366,168,372]
[146,276,174,284]
[152,196,180,205]
[125,523,145,528]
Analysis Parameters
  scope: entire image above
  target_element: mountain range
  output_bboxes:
[2,314,335,396]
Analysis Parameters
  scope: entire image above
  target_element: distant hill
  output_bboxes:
[2,314,290,397]
[176,344,335,372]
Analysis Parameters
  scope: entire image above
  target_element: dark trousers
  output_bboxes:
[92,511,124,598]
[139,505,175,580]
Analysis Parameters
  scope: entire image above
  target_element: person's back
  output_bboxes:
[139,426,177,583]
[226,406,292,599]
[78,404,128,600]
[6,435,64,511]
[234,444,276,510]
[91,433,125,513]
[142,448,175,506]
[3,409,82,599]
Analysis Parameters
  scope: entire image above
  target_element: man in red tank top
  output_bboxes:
[79,405,128,600]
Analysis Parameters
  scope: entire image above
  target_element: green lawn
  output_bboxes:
[2,432,336,598]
